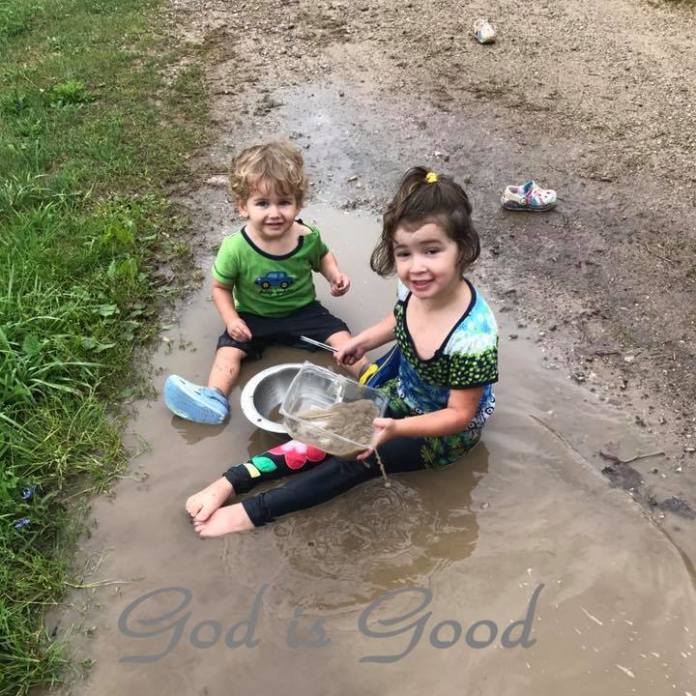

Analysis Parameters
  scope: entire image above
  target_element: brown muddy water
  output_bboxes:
[53,208,695,695]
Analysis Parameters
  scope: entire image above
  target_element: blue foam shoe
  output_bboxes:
[164,375,229,424]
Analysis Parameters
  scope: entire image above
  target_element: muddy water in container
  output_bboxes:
[52,207,696,695]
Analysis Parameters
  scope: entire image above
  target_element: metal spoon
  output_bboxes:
[299,335,336,353]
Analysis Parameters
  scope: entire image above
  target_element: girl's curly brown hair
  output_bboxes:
[370,167,480,276]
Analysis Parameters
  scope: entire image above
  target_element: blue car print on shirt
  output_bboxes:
[255,271,294,290]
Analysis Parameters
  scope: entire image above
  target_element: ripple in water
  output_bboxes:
[255,477,480,614]
[222,451,487,617]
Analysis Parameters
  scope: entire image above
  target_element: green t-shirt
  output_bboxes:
[211,222,329,318]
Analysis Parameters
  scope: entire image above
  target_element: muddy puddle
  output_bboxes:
[52,207,695,695]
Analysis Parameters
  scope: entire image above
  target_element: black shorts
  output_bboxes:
[216,301,350,359]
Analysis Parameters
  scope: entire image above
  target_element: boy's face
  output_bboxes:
[237,181,300,240]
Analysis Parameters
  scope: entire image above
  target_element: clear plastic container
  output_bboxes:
[280,362,389,458]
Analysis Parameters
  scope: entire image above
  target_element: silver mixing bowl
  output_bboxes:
[240,363,303,434]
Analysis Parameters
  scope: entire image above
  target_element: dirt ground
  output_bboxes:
[164,0,696,523]
[45,4,696,691]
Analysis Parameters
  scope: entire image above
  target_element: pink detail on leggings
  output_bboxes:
[268,440,327,470]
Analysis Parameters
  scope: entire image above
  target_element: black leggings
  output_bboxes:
[223,436,439,527]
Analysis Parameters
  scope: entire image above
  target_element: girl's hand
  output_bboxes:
[335,337,367,366]
[330,272,351,297]
[356,417,398,460]
[226,317,252,342]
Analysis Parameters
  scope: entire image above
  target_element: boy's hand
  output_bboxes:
[356,417,398,460]
[329,272,351,297]
[226,318,252,342]
[335,337,366,366]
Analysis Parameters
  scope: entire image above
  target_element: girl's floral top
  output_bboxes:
[381,279,498,466]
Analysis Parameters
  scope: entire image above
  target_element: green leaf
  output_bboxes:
[21,333,41,356]
[80,336,115,352]
[95,304,118,317]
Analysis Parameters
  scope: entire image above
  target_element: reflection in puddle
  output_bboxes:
[170,414,228,445]
[246,424,287,456]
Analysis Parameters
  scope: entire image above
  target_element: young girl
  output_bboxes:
[164,141,366,424]
[185,167,498,537]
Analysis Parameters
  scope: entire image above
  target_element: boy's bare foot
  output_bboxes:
[185,477,234,522]
[193,503,254,538]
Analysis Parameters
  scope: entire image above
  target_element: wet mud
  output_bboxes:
[52,209,696,695]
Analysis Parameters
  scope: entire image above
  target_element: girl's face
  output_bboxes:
[237,180,300,240]
[392,222,462,300]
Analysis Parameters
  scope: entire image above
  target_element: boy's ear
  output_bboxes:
[235,199,249,218]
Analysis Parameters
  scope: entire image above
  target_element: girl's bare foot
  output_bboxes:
[185,477,234,522]
[193,503,254,538]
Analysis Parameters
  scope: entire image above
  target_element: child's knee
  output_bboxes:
[325,330,351,348]
[214,346,246,367]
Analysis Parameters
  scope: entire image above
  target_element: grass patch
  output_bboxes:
[0,0,206,693]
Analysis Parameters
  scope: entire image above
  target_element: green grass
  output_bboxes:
[0,1,206,693]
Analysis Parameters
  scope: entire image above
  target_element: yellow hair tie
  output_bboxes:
[425,171,438,183]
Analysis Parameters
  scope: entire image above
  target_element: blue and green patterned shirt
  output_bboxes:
[383,279,498,460]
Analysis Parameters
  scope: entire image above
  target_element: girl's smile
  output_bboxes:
[392,222,463,302]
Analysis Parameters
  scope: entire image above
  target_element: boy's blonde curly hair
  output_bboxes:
[229,141,308,206]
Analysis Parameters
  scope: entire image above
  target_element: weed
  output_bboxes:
[0,1,41,43]
[49,79,94,107]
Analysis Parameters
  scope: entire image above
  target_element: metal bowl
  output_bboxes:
[240,363,303,434]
